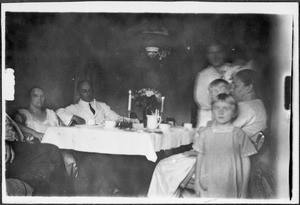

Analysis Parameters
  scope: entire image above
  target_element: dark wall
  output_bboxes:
[5,13,273,125]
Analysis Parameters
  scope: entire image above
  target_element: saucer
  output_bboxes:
[144,128,163,134]
[75,124,102,128]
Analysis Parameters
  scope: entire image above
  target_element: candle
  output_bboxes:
[128,90,132,111]
[161,96,165,113]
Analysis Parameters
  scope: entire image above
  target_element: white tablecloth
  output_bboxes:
[42,126,196,162]
[150,127,195,151]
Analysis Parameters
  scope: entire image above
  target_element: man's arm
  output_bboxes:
[56,107,75,126]
[101,103,121,122]
[56,105,85,126]
[102,104,139,123]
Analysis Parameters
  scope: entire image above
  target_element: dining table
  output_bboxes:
[41,125,198,196]
[42,125,197,162]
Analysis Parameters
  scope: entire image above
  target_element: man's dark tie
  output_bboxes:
[89,103,96,115]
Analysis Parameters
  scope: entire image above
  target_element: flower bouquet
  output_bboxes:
[133,88,162,127]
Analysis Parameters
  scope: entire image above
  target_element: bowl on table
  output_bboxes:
[183,123,193,130]
[159,123,171,132]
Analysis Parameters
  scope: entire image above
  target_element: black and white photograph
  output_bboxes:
[1,1,298,204]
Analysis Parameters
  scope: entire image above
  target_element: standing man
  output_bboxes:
[57,80,136,126]
[194,43,235,127]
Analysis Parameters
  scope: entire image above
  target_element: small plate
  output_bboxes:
[144,128,163,134]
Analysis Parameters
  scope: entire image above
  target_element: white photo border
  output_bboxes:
[1,1,298,204]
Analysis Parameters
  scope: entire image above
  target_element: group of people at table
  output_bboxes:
[5,42,272,198]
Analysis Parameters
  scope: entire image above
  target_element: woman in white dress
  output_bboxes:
[14,86,78,178]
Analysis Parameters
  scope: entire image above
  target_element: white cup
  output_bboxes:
[87,119,96,126]
[183,123,193,130]
[104,120,116,129]
[146,115,161,130]
[159,123,171,132]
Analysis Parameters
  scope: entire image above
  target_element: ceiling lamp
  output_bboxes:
[145,46,171,60]
[141,26,172,60]
[141,26,169,36]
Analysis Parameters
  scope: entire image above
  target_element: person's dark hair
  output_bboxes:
[211,93,238,118]
[235,69,257,87]
[208,78,231,90]
[77,80,93,91]
[27,86,46,110]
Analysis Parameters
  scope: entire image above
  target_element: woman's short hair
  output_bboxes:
[211,93,238,117]
[28,86,44,98]
[235,69,257,87]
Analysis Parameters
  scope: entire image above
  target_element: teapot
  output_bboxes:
[146,115,162,130]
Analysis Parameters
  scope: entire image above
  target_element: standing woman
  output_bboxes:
[194,43,236,128]
[14,86,78,179]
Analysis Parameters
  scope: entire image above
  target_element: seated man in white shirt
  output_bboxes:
[57,80,136,126]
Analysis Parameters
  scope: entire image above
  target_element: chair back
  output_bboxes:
[6,114,24,142]
[251,131,265,152]
[166,117,176,126]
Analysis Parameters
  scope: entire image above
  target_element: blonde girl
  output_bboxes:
[193,93,257,198]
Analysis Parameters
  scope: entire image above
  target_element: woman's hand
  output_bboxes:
[122,117,139,124]
[5,143,15,163]
[36,133,44,141]
[28,132,44,141]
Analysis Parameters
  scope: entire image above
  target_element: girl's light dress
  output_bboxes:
[193,125,257,198]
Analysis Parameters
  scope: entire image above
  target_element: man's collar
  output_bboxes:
[79,99,95,106]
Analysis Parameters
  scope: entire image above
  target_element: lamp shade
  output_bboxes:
[139,32,171,48]
[145,47,159,52]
